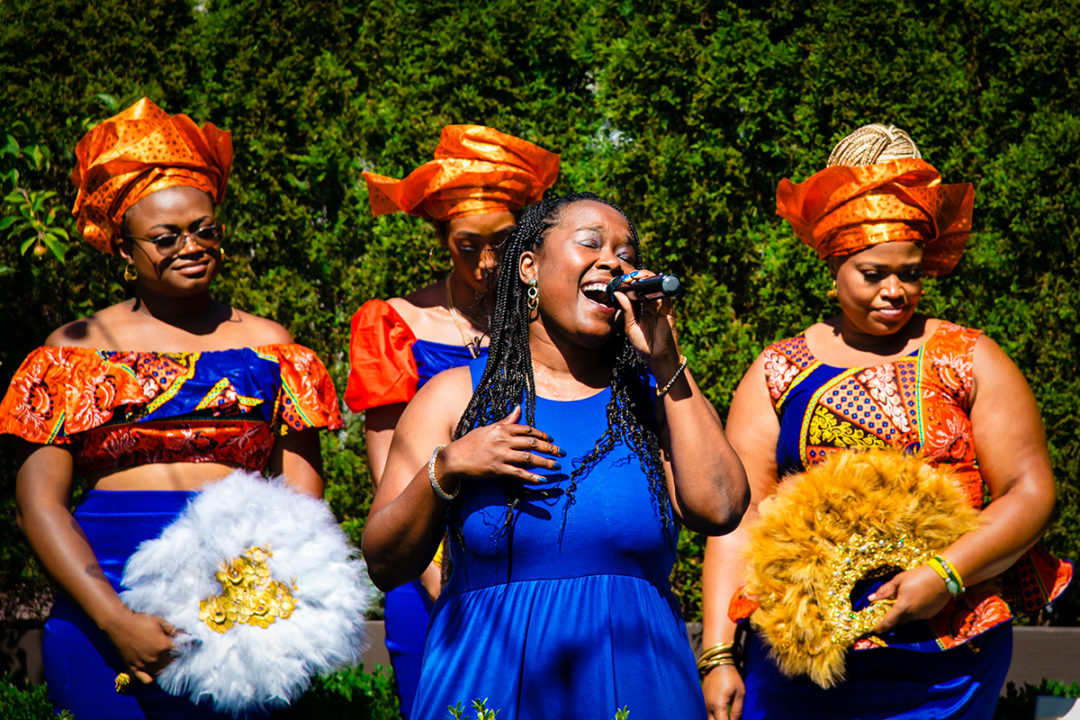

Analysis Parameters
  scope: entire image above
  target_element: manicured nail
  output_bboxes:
[551,462,562,471]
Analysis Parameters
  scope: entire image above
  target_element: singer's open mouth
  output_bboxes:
[581,283,610,305]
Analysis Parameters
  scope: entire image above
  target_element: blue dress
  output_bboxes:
[345,294,494,718]
[410,359,705,720]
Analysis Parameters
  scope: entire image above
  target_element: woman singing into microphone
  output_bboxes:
[363,192,748,719]
[345,125,558,716]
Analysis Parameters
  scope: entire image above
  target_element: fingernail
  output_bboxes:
[551,462,561,470]
[532,475,543,483]
[557,447,566,457]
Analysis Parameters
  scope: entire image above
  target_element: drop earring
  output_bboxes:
[124,264,138,282]
[526,279,539,311]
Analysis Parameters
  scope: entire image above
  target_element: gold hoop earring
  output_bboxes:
[124,264,138,282]
[526,279,539,311]
[827,282,838,300]
[219,248,227,265]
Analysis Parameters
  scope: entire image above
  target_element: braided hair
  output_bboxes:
[454,192,674,543]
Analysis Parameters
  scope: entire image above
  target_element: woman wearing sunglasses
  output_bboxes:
[0,98,342,719]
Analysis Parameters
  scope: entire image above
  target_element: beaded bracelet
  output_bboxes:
[428,444,458,501]
[656,355,688,397]
[928,555,965,596]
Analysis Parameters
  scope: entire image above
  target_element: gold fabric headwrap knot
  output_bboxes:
[71,97,233,254]
[363,124,559,221]
[775,158,974,276]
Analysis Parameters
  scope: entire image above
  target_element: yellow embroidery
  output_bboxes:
[194,378,262,411]
[808,406,887,449]
[199,546,297,633]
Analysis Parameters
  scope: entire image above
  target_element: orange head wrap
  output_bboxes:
[71,98,233,254]
[362,125,559,222]
[775,158,974,276]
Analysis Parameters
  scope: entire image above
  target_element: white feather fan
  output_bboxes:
[120,470,374,716]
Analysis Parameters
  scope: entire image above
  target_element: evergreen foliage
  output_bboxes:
[1,0,1078,630]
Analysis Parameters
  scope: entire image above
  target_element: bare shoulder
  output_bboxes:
[396,365,473,436]
[44,301,137,348]
[389,281,443,327]
[228,308,294,346]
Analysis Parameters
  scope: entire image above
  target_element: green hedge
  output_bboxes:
[2,0,1078,625]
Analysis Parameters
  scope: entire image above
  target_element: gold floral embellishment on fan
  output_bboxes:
[199,545,298,633]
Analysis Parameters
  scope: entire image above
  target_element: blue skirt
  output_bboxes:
[384,579,432,719]
[42,490,229,720]
[742,623,1012,719]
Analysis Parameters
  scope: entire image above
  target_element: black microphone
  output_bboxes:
[605,273,682,305]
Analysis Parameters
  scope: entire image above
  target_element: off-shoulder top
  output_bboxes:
[729,321,1072,652]
[344,298,488,413]
[0,344,343,473]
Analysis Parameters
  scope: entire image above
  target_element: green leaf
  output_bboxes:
[1,134,18,157]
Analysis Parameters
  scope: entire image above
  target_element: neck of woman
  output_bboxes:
[133,287,220,331]
[446,273,491,328]
[528,330,612,396]
[833,314,927,356]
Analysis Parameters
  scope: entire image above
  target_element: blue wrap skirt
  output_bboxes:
[42,490,229,719]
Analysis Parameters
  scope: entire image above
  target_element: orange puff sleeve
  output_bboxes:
[344,299,418,413]
[271,345,345,433]
[0,346,147,444]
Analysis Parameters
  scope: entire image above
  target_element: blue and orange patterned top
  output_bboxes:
[730,321,1072,652]
[344,298,487,413]
[0,345,343,474]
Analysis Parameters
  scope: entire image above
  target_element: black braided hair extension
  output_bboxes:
[452,192,675,546]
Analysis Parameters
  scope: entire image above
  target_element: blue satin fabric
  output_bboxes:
[409,359,705,719]
[742,623,1012,720]
[41,490,229,719]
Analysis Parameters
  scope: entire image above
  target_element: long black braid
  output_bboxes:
[453,192,675,545]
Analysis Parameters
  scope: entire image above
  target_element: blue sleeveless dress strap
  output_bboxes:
[410,359,705,719]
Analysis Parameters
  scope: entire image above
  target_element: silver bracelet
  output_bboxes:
[655,355,688,397]
[428,444,457,501]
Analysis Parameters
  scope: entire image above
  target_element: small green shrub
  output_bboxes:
[274,663,399,720]
[0,674,74,720]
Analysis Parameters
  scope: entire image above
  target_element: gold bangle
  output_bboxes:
[696,642,736,672]
[114,672,132,693]
[697,642,734,661]
[698,657,737,675]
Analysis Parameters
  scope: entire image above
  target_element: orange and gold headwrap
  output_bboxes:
[71,98,233,254]
[363,125,559,222]
[776,158,974,276]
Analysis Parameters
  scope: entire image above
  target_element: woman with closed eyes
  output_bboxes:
[363,192,748,719]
